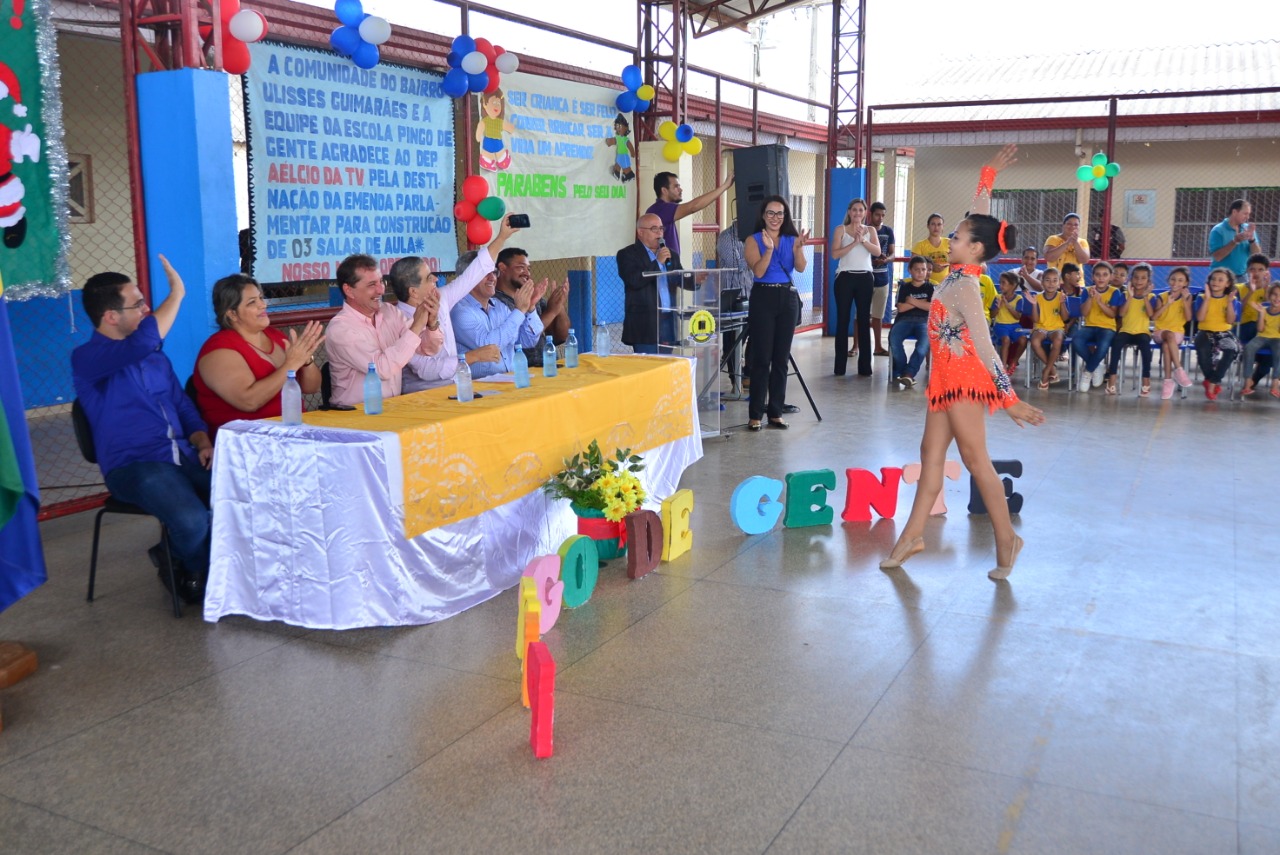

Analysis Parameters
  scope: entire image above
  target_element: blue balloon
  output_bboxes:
[352,41,379,69]
[621,64,642,91]
[452,34,476,56]
[634,98,651,113]
[675,123,694,143]
[329,25,361,57]
[334,0,364,27]
[446,50,462,68]
[442,67,469,98]
[468,70,490,92]
[615,91,637,113]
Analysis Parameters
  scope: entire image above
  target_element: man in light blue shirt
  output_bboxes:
[450,261,547,379]
[1208,198,1260,281]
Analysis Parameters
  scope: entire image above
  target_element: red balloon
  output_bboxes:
[222,38,251,75]
[221,0,241,22]
[462,175,489,205]
[483,72,501,94]
[453,200,477,222]
[474,37,496,60]
[467,217,493,246]
[494,45,506,56]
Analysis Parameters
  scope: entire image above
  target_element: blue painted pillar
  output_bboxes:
[824,167,866,336]
[567,269,592,352]
[136,69,239,383]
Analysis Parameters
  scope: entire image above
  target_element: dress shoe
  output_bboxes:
[766,418,789,429]
[781,404,800,414]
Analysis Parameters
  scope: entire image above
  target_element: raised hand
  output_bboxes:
[797,229,811,245]
[986,143,1018,173]
[761,231,775,251]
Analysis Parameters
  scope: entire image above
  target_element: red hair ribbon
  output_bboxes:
[997,221,1009,253]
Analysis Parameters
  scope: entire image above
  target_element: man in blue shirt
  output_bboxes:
[1208,198,1260,281]
[71,257,212,603]
[450,259,546,379]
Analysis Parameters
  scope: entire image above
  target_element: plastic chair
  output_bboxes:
[71,400,183,618]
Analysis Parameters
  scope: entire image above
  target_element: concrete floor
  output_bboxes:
[1,331,1278,854]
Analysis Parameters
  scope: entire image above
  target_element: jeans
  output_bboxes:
[1242,334,1280,383]
[889,318,928,379]
[747,285,797,420]
[1073,326,1115,373]
[1194,330,1240,383]
[833,270,874,375]
[104,455,212,581]
[1107,332,1152,379]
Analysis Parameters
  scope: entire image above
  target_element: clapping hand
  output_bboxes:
[423,287,441,325]
[284,321,325,371]
[797,228,811,246]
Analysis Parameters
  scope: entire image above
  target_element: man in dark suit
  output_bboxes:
[618,213,696,354]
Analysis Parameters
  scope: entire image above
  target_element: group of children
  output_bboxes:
[888,249,1280,401]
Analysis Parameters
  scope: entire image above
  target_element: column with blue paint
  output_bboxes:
[824,167,866,337]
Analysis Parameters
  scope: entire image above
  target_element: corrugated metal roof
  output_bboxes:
[874,41,1280,124]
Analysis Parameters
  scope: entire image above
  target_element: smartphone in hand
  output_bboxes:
[507,214,531,228]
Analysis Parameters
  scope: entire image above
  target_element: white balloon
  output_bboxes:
[494,52,519,74]
[357,15,392,46]
[228,9,267,43]
[460,50,488,75]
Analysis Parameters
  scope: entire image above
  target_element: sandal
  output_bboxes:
[1272,382,1280,399]
[1105,381,1117,395]
[767,418,789,430]
[1242,381,1256,397]
[1140,381,1150,397]
[1037,379,1050,390]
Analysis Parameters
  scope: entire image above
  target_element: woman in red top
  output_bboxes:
[880,145,1045,581]
[193,274,324,440]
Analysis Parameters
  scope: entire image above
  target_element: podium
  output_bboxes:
[644,267,741,438]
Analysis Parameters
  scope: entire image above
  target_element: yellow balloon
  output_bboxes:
[683,137,703,156]
[662,141,683,162]
[636,84,655,101]
[1092,165,1105,178]
[658,121,677,142]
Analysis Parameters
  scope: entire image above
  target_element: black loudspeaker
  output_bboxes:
[731,144,790,240]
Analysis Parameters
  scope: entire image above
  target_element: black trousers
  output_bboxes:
[1107,332,1152,378]
[747,285,797,421]
[833,270,874,375]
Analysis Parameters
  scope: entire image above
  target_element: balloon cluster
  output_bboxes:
[454,175,507,245]
[1076,152,1121,191]
[329,0,392,70]
[442,35,519,99]
[206,0,268,75]
[658,120,702,162]
[614,65,654,114]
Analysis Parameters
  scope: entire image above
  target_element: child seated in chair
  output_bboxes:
[1029,267,1069,388]
[1194,267,1241,401]
[1241,282,1280,398]
[1153,266,1194,399]
[990,271,1029,376]
[1104,262,1156,396]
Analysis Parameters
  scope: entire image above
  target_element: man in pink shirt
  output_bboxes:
[325,254,439,407]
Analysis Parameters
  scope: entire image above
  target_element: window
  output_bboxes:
[68,154,93,224]
[790,193,814,233]
[991,189,1076,252]
[1171,187,1280,259]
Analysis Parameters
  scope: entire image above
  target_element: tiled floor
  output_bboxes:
[2,332,1278,854]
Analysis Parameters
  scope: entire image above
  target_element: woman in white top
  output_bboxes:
[830,198,882,376]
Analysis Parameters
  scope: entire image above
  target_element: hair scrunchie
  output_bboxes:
[997,221,1009,253]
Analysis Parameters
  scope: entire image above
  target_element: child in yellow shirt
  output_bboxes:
[1029,267,1070,388]
[1103,262,1156,396]
[1153,266,1194,398]
[1194,267,1241,400]
[1242,281,1280,398]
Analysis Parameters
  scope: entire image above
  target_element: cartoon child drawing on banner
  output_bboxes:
[0,61,42,249]
[605,113,635,183]
[476,88,514,172]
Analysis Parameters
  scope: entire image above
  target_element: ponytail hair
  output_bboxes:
[962,214,1015,262]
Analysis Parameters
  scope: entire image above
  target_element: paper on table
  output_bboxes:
[479,373,517,383]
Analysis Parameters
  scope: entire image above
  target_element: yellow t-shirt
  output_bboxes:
[1153,292,1189,333]
[1238,284,1268,324]
[1033,292,1065,331]
[1044,234,1087,271]
[992,294,1023,324]
[1259,309,1280,338]
[1118,293,1153,334]
[1198,293,1235,332]
[912,237,950,285]
[1083,286,1122,329]
[978,275,997,321]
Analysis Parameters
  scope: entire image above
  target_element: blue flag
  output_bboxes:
[0,289,47,613]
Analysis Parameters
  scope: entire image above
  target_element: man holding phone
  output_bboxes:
[1209,198,1260,282]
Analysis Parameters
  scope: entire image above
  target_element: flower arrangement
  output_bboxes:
[544,440,646,522]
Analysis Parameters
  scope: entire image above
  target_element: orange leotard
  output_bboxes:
[927,268,1020,413]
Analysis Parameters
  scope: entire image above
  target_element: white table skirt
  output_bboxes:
[203,368,702,629]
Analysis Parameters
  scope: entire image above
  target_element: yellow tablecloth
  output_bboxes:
[301,355,694,537]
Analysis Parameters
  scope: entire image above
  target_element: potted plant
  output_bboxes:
[544,440,645,560]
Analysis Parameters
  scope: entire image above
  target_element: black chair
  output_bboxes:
[320,361,333,409]
[71,399,183,618]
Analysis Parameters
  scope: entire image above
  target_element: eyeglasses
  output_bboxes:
[764,210,785,218]
[641,226,664,232]
[117,299,147,313]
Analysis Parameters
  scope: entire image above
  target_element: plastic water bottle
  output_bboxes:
[543,335,558,377]
[596,324,611,357]
[281,370,302,425]
[363,362,382,415]
[455,357,474,402]
[565,328,579,368]
[513,347,531,388]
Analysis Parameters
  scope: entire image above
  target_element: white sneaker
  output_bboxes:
[1092,364,1107,386]
[1079,373,1091,392]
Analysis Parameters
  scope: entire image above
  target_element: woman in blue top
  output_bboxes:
[743,195,810,430]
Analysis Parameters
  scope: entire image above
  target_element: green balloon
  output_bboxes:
[476,196,507,221]
[1091,152,1108,167]
[1076,165,1094,181]
[1104,162,1121,177]
[1093,177,1110,191]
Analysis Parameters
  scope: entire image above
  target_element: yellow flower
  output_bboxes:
[604,498,626,522]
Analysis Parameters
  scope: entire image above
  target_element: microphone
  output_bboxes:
[657,237,675,271]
